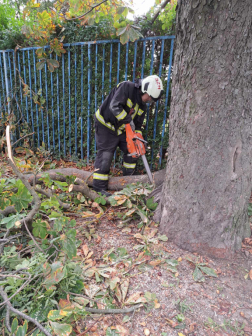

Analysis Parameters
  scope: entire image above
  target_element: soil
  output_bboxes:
[73,216,252,336]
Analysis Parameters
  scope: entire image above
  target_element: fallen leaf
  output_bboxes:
[124,292,146,305]
[140,322,146,326]
[149,259,162,267]
[177,257,182,262]
[82,244,89,257]
[154,299,160,309]
[144,328,150,336]
[178,333,186,336]
[116,324,128,335]
[165,318,178,328]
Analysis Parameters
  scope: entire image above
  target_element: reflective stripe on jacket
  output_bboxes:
[95,80,146,135]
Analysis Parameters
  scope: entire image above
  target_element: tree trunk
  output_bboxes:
[157,0,252,258]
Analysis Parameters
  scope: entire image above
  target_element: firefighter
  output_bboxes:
[93,75,163,196]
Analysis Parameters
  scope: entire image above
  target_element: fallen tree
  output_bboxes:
[25,168,166,190]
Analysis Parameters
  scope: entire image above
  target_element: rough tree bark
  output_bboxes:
[156,0,252,258]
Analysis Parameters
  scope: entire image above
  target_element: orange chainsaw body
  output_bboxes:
[125,123,146,158]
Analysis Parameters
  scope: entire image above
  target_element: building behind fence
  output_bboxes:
[0,35,175,170]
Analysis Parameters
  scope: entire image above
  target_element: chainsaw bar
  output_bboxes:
[141,154,153,184]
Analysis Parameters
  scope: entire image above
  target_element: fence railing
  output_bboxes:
[0,35,175,170]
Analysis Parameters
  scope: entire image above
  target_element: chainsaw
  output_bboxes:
[125,123,153,184]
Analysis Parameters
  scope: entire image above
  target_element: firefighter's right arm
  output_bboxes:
[109,82,132,124]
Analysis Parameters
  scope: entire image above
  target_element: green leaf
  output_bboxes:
[16,325,26,336]
[11,318,18,333]
[10,182,32,212]
[198,266,217,277]
[32,219,47,239]
[88,17,95,25]
[117,6,126,14]
[120,31,130,45]
[48,309,72,321]
[166,259,179,267]
[36,60,46,70]
[193,266,205,282]
[50,322,72,336]
[1,214,24,229]
[158,234,168,241]
[116,25,127,36]
[128,27,142,42]
[146,196,158,211]
[95,195,106,205]
[106,327,119,336]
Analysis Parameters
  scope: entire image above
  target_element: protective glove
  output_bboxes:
[130,120,135,131]
[122,113,132,124]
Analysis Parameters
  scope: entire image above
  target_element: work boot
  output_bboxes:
[93,187,112,197]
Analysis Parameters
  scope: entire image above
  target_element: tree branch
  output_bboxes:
[0,286,52,336]
[65,0,108,21]
[35,187,70,210]
[151,0,170,25]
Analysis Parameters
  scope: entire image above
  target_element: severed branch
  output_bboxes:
[6,126,41,227]
[0,286,52,336]
[69,177,109,203]
[35,187,70,210]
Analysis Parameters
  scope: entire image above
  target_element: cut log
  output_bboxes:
[25,168,166,190]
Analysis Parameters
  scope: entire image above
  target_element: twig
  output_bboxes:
[129,306,137,334]
[83,304,143,314]
[85,168,98,184]
[35,187,70,210]
[11,132,35,147]
[0,286,52,336]
[23,220,43,252]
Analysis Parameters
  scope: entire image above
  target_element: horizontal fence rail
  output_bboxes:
[0,35,175,170]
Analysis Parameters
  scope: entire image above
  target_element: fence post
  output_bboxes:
[3,51,10,115]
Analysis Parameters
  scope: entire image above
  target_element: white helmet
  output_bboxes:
[141,75,163,102]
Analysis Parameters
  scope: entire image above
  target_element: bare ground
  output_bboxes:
[74,216,252,336]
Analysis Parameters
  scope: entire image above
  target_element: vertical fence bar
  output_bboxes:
[50,54,55,151]
[22,51,29,123]
[145,41,155,140]
[109,43,113,91]
[28,51,35,143]
[94,44,98,153]
[0,53,6,116]
[18,52,23,123]
[44,53,50,149]
[56,55,60,155]
[80,46,84,160]
[87,44,91,164]
[33,50,39,147]
[74,49,77,155]
[0,54,3,117]
[141,41,146,78]
[133,41,138,82]
[3,51,10,115]
[39,63,45,145]
[151,39,165,169]
[102,45,105,103]
[159,38,174,167]
[62,53,66,156]
[117,42,120,84]
[125,42,129,81]
[68,48,71,155]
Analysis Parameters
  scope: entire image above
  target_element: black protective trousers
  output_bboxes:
[93,119,138,190]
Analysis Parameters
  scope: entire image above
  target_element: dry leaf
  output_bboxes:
[165,318,178,328]
[82,244,89,257]
[116,325,128,335]
[140,322,146,326]
[149,259,162,267]
[121,279,129,302]
[178,257,182,262]
[144,328,150,336]
[124,292,146,305]
[86,251,93,259]
[154,299,160,309]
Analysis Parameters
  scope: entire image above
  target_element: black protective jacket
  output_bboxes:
[95,79,146,135]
